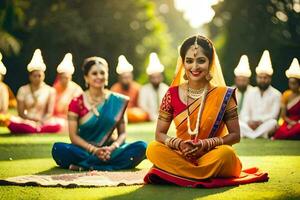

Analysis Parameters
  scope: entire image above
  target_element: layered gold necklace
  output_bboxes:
[86,90,106,117]
[187,87,205,99]
[186,83,208,140]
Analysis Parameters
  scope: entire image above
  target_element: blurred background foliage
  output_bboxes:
[207,0,300,89]
[0,0,299,92]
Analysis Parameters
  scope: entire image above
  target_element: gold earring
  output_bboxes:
[183,73,188,80]
[205,73,212,81]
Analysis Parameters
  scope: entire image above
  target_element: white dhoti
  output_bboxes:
[239,119,278,139]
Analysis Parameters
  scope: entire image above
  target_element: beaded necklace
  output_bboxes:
[186,83,208,140]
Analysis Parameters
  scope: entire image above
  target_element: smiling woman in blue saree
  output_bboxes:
[52,57,147,171]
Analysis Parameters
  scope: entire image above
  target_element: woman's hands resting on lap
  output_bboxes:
[181,140,207,160]
[94,146,115,161]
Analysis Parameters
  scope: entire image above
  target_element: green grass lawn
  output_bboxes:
[0,123,299,200]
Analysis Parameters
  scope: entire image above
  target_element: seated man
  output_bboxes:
[233,55,254,114]
[0,53,9,126]
[53,53,82,129]
[138,53,168,121]
[240,50,281,139]
[111,55,148,123]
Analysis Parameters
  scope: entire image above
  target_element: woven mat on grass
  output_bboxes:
[0,169,148,187]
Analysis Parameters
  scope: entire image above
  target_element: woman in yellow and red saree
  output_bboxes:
[144,35,268,188]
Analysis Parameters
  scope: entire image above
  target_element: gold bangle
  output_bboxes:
[219,137,224,145]
[206,139,210,151]
[164,137,171,146]
[112,142,120,149]
[87,144,97,154]
[87,144,92,153]
[92,147,98,155]
[165,137,182,150]
[198,140,204,151]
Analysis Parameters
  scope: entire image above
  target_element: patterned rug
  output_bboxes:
[0,169,147,188]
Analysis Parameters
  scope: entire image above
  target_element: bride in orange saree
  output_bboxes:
[144,35,268,187]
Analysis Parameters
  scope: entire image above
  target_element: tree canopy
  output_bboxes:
[2,0,187,92]
[208,0,300,91]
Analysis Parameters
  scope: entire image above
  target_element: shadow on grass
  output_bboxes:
[36,167,71,175]
[36,166,145,176]
[0,143,53,161]
[102,184,235,200]
[0,133,11,137]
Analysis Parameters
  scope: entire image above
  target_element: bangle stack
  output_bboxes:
[111,142,120,149]
[87,144,98,155]
[164,137,183,150]
[204,137,224,152]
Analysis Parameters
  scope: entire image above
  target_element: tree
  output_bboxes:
[208,0,300,91]
[150,0,197,84]
[0,0,27,55]
[4,0,173,92]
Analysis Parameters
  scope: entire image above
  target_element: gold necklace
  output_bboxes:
[87,90,105,117]
[188,87,205,99]
[186,84,208,140]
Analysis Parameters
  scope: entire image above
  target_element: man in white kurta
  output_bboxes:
[239,50,281,139]
[138,53,168,121]
[233,55,254,113]
[139,79,168,121]
[236,85,254,114]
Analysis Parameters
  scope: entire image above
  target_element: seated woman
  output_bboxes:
[8,49,61,133]
[274,58,300,140]
[53,53,83,129]
[52,57,147,171]
[0,53,9,126]
[146,35,243,182]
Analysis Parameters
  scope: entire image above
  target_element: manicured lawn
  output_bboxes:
[0,123,299,200]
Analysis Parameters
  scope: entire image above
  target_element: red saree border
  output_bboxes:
[144,167,269,188]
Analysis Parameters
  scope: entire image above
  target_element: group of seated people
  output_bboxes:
[1,48,299,140]
[233,51,300,140]
[0,49,169,133]
[0,35,298,187]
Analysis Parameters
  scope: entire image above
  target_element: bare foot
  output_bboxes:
[69,164,84,171]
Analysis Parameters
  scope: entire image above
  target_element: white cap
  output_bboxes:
[57,53,75,74]
[255,50,273,75]
[146,52,164,75]
[0,52,7,75]
[27,49,46,72]
[285,58,300,79]
[116,55,133,74]
[234,55,251,77]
